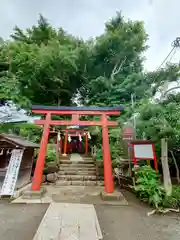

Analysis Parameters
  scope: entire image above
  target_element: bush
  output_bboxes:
[163,186,180,209]
[133,165,180,209]
[46,144,56,163]
[96,148,103,161]
[133,166,164,209]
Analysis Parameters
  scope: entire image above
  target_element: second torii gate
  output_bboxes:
[62,128,89,155]
[31,105,123,194]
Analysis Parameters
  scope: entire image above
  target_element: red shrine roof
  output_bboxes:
[32,105,124,112]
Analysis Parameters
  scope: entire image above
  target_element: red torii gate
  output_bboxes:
[31,105,123,194]
[62,128,89,155]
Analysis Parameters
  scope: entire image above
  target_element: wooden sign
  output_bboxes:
[0,149,24,196]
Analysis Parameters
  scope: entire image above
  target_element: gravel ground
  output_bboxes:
[0,201,48,240]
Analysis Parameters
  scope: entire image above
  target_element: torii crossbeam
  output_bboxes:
[31,105,124,194]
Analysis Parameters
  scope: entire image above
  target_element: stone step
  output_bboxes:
[60,160,95,164]
[81,157,94,161]
[59,167,96,172]
[59,163,95,168]
[58,170,96,175]
[57,175,99,181]
[55,180,104,186]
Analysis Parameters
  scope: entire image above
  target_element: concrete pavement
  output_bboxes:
[1,192,180,240]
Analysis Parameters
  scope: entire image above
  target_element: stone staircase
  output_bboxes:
[56,155,104,186]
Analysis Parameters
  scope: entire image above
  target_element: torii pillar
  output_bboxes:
[31,114,50,191]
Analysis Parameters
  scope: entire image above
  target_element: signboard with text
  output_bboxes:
[0,149,24,196]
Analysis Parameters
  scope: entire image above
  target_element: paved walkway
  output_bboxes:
[70,153,84,162]
[33,203,102,240]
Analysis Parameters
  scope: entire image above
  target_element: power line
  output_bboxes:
[155,47,175,73]
[167,48,177,63]
[147,37,180,95]
[157,37,180,70]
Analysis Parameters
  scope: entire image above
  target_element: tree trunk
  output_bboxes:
[161,138,172,196]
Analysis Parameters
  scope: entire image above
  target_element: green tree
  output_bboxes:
[0,15,89,107]
[79,12,148,105]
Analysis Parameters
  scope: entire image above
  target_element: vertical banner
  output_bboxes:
[0,149,24,196]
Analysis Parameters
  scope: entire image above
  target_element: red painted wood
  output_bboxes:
[131,143,137,165]
[32,110,120,115]
[152,143,158,172]
[72,114,79,121]
[31,108,121,194]
[35,120,118,127]
[64,132,68,155]
[31,113,51,191]
[102,114,114,193]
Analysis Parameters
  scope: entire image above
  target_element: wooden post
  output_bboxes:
[102,114,114,193]
[94,145,97,158]
[32,113,51,191]
[60,139,62,154]
[85,134,88,154]
[91,146,94,156]
[161,138,172,196]
[56,135,60,165]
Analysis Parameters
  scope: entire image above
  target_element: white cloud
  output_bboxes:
[0,0,179,70]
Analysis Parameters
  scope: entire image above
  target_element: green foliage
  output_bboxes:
[96,148,103,161]
[19,123,42,143]
[46,144,56,163]
[0,14,88,107]
[81,12,149,161]
[80,13,148,105]
[133,166,180,209]
[163,186,180,209]
[0,76,30,108]
[133,166,164,209]
[135,91,180,167]
[2,11,180,176]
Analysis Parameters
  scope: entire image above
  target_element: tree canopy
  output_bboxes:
[1,12,180,170]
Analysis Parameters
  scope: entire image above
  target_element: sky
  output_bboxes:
[0,0,180,71]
